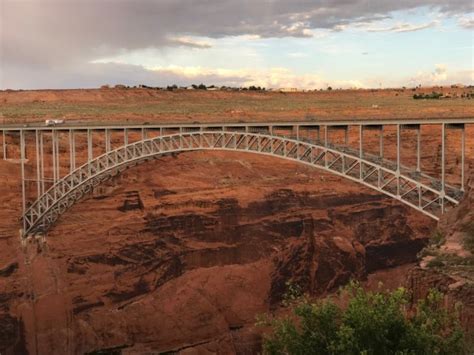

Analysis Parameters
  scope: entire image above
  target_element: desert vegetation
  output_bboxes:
[260,282,468,354]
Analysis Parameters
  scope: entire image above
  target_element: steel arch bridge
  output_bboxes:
[0,118,471,238]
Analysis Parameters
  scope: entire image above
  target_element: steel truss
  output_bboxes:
[21,130,462,237]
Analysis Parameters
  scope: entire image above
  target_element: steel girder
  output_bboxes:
[22,131,461,237]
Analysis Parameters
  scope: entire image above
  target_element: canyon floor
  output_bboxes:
[0,88,473,354]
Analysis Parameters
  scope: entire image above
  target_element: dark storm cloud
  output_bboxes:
[2,62,250,90]
[1,0,472,88]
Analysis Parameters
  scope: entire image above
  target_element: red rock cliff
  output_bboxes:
[0,151,437,354]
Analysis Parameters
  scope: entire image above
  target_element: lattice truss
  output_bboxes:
[21,129,463,237]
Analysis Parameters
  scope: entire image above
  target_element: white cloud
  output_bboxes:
[147,65,365,89]
[407,64,474,86]
[167,37,213,49]
[365,21,438,33]
[457,15,474,29]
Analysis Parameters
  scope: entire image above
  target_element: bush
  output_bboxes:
[413,92,442,100]
[430,229,445,247]
[427,257,445,268]
[260,282,466,354]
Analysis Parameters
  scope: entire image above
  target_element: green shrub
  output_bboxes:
[431,229,445,247]
[261,282,466,354]
[427,257,445,268]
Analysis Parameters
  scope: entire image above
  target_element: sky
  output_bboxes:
[1,0,473,90]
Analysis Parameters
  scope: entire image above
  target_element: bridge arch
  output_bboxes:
[22,131,459,237]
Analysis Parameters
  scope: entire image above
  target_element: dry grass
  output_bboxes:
[1,88,473,124]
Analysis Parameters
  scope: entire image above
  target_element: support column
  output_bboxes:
[396,124,401,172]
[396,124,401,196]
[461,124,465,192]
[324,126,328,147]
[124,128,129,145]
[296,125,300,141]
[20,130,26,233]
[40,131,44,194]
[55,130,60,180]
[35,130,41,198]
[359,125,363,179]
[2,130,6,160]
[87,129,93,162]
[379,126,384,159]
[52,130,58,183]
[69,129,76,172]
[441,123,445,213]
[105,129,111,152]
[416,125,421,172]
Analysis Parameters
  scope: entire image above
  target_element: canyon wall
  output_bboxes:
[0,151,435,354]
[407,166,474,332]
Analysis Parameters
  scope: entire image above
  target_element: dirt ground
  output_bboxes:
[1,87,473,124]
[0,87,473,353]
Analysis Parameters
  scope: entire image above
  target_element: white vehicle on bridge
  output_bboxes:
[45,119,65,126]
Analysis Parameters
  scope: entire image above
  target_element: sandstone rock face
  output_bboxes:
[0,150,436,354]
[407,166,474,330]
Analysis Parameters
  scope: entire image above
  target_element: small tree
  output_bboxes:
[260,282,466,354]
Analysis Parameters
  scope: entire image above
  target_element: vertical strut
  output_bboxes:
[461,124,465,192]
[105,129,111,152]
[396,124,401,196]
[35,130,41,198]
[52,130,58,182]
[69,129,76,172]
[396,124,400,172]
[324,126,328,147]
[124,128,129,145]
[359,125,363,179]
[55,130,60,180]
[87,129,93,161]
[40,131,44,194]
[416,125,421,172]
[379,126,384,159]
[20,130,26,233]
[441,123,446,213]
[2,130,6,160]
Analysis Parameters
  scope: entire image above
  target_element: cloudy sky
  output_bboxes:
[1,0,473,89]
